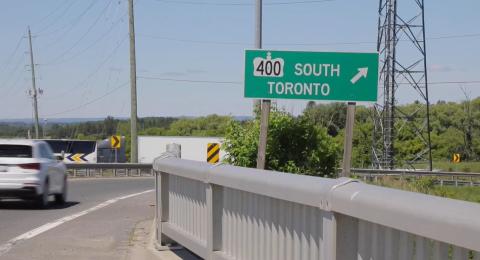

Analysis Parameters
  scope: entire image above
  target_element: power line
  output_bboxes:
[138,76,242,84]
[33,0,73,30]
[137,33,371,46]
[390,81,480,86]
[154,0,334,6]
[138,31,480,47]
[35,1,77,35]
[0,63,27,99]
[138,33,251,46]
[421,81,480,85]
[0,55,25,90]
[46,74,242,117]
[429,33,480,40]
[2,69,27,98]
[43,12,128,66]
[263,0,334,5]
[44,81,129,117]
[39,0,99,49]
[44,35,128,100]
[139,75,480,86]
[43,0,114,65]
[0,35,25,74]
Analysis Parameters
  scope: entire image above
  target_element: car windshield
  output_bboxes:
[0,145,33,158]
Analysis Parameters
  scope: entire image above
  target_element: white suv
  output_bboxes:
[0,139,68,208]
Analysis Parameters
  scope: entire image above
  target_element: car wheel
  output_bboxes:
[36,180,49,208]
[54,178,67,204]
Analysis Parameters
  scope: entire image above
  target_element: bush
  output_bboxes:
[223,110,340,177]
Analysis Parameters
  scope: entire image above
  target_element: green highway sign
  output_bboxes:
[244,50,379,102]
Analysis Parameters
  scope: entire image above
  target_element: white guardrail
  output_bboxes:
[153,156,480,260]
[350,168,480,187]
[66,163,153,177]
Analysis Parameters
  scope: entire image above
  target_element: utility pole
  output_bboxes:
[128,0,138,163]
[252,1,262,116]
[255,0,271,170]
[28,27,40,139]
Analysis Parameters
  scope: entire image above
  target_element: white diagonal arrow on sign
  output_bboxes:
[350,67,368,84]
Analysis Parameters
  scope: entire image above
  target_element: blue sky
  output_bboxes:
[0,0,479,119]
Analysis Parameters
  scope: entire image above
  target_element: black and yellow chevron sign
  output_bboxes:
[111,135,121,149]
[207,143,220,164]
[66,153,87,163]
[453,153,461,163]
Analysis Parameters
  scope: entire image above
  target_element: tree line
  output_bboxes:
[0,98,478,174]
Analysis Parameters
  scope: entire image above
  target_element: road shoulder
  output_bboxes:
[127,219,201,260]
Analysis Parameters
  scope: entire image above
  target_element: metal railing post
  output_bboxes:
[155,170,159,241]
[336,214,358,259]
[323,211,337,260]
[158,171,174,246]
[155,144,181,249]
[207,183,223,260]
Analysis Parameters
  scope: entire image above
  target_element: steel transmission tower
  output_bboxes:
[372,0,432,170]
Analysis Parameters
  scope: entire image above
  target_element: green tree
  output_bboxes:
[303,102,347,136]
[103,116,118,137]
[165,115,231,136]
[223,110,339,177]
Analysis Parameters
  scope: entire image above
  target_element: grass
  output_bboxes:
[366,176,480,204]
[414,161,480,172]
[369,160,480,203]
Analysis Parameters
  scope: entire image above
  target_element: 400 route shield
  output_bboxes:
[244,50,379,102]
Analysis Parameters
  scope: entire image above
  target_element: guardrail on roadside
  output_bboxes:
[350,168,480,187]
[65,163,153,178]
[153,157,480,260]
[64,162,480,186]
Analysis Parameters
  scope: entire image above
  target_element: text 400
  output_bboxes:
[256,60,282,76]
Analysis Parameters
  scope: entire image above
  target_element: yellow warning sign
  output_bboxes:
[453,153,461,163]
[207,143,220,164]
[111,135,121,149]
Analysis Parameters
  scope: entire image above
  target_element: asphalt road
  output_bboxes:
[0,177,156,260]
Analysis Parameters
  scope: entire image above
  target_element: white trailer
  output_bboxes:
[138,136,226,163]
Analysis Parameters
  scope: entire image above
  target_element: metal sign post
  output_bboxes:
[341,102,356,177]
[110,135,121,163]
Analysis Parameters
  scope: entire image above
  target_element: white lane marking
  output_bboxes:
[0,189,154,256]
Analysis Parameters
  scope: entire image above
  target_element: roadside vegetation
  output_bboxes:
[223,109,339,177]
[1,97,479,176]
[414,161,480,172]
[364,176,480,203]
